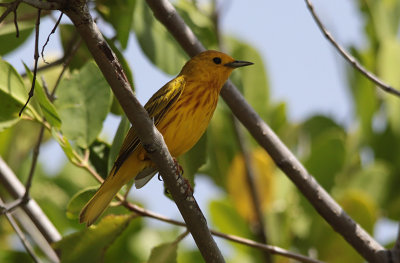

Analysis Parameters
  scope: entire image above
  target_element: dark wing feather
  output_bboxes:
[110,77,186,175]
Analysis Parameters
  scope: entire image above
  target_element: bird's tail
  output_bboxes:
[79,173,127,226]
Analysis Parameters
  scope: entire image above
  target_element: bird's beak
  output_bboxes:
[224,60,254,68]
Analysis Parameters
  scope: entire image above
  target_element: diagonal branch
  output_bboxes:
[304,0,400,98]
[144,0,387,262]
[0,197,40,263]
[62,1,225,262]
[0,157,61,258]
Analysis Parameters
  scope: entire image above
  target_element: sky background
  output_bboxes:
[4,0,398,250]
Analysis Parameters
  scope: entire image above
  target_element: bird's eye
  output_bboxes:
[213,57,222,64]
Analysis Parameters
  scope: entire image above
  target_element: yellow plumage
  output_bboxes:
[80,50,253,226]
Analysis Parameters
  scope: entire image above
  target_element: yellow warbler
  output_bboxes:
[80,50,253,226]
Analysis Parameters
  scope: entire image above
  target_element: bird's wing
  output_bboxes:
[110,77,186,175]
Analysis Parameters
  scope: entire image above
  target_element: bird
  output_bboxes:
[80,50,253,226]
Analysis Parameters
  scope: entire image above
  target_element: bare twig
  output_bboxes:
[63,1,225,262]
[19,8,41,116]
[0,197,40,263]
[124,203,323,263]
[41,12,64,64]
[22,127,44,203]
[0,0,22,24]
[13,7,19,37]
[304,0,400,98]
[144,0,387,262]
[73,156,322,263]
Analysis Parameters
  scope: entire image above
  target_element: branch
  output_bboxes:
[0,0,22,25]
[62,1,224,262]
[390,223,400,263]
[19,8,41,116]
[144,0,387,262]
[0,157,61,253]
[304,0,400,98]
[22,0,64,10]
[0,197,40,263]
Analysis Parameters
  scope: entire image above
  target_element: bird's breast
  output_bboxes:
[157,85,219,157]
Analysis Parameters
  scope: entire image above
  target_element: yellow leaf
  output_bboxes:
[227,148,275,223]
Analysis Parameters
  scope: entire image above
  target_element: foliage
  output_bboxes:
[0,0,400,262]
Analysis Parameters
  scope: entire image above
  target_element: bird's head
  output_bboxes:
[180,50,253,89]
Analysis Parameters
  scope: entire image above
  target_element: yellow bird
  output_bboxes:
[80,50,253,226]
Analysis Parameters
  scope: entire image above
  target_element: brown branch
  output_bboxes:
[0,0,22,24]
[62,1,225,262]
[19,8,41,116]
[144,0,387,262]
[22,0,63,10]
[304,0,400,98]
[41,11,64,64]
[390,223,400,263]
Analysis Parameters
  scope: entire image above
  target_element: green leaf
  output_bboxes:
[53,214,133,263]
[132,0,188,75]
[0,21,34,55]
[348,48,377,136]
[377,38,400,133]
[178,133,207,186]
[0,58,37,131]
[209,199,253,239]
[96,0,136,49]
[304,131,346,191]
[59,24,92,70]
[108,116,130,173]
[204,103,238,187]
[89,140,111,179]
[54,61,112,148]
[66,187,98,219]
[22,63,61,128]
[301,115,345,141]
[347,161,391,207]
[147,242,178,263]
[174,0,218,49]
[227,38,270,120]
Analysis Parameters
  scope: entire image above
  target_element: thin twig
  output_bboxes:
[173,230,190,244]
[19,8,41,116]
[0,0,22,24]
[41,12,63,64]
[13,7,19,37]
[0,198,40,263]
[73,156,322,263]
[304,0,400,98]
[22,127,44,202]
[123,202,323,263]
